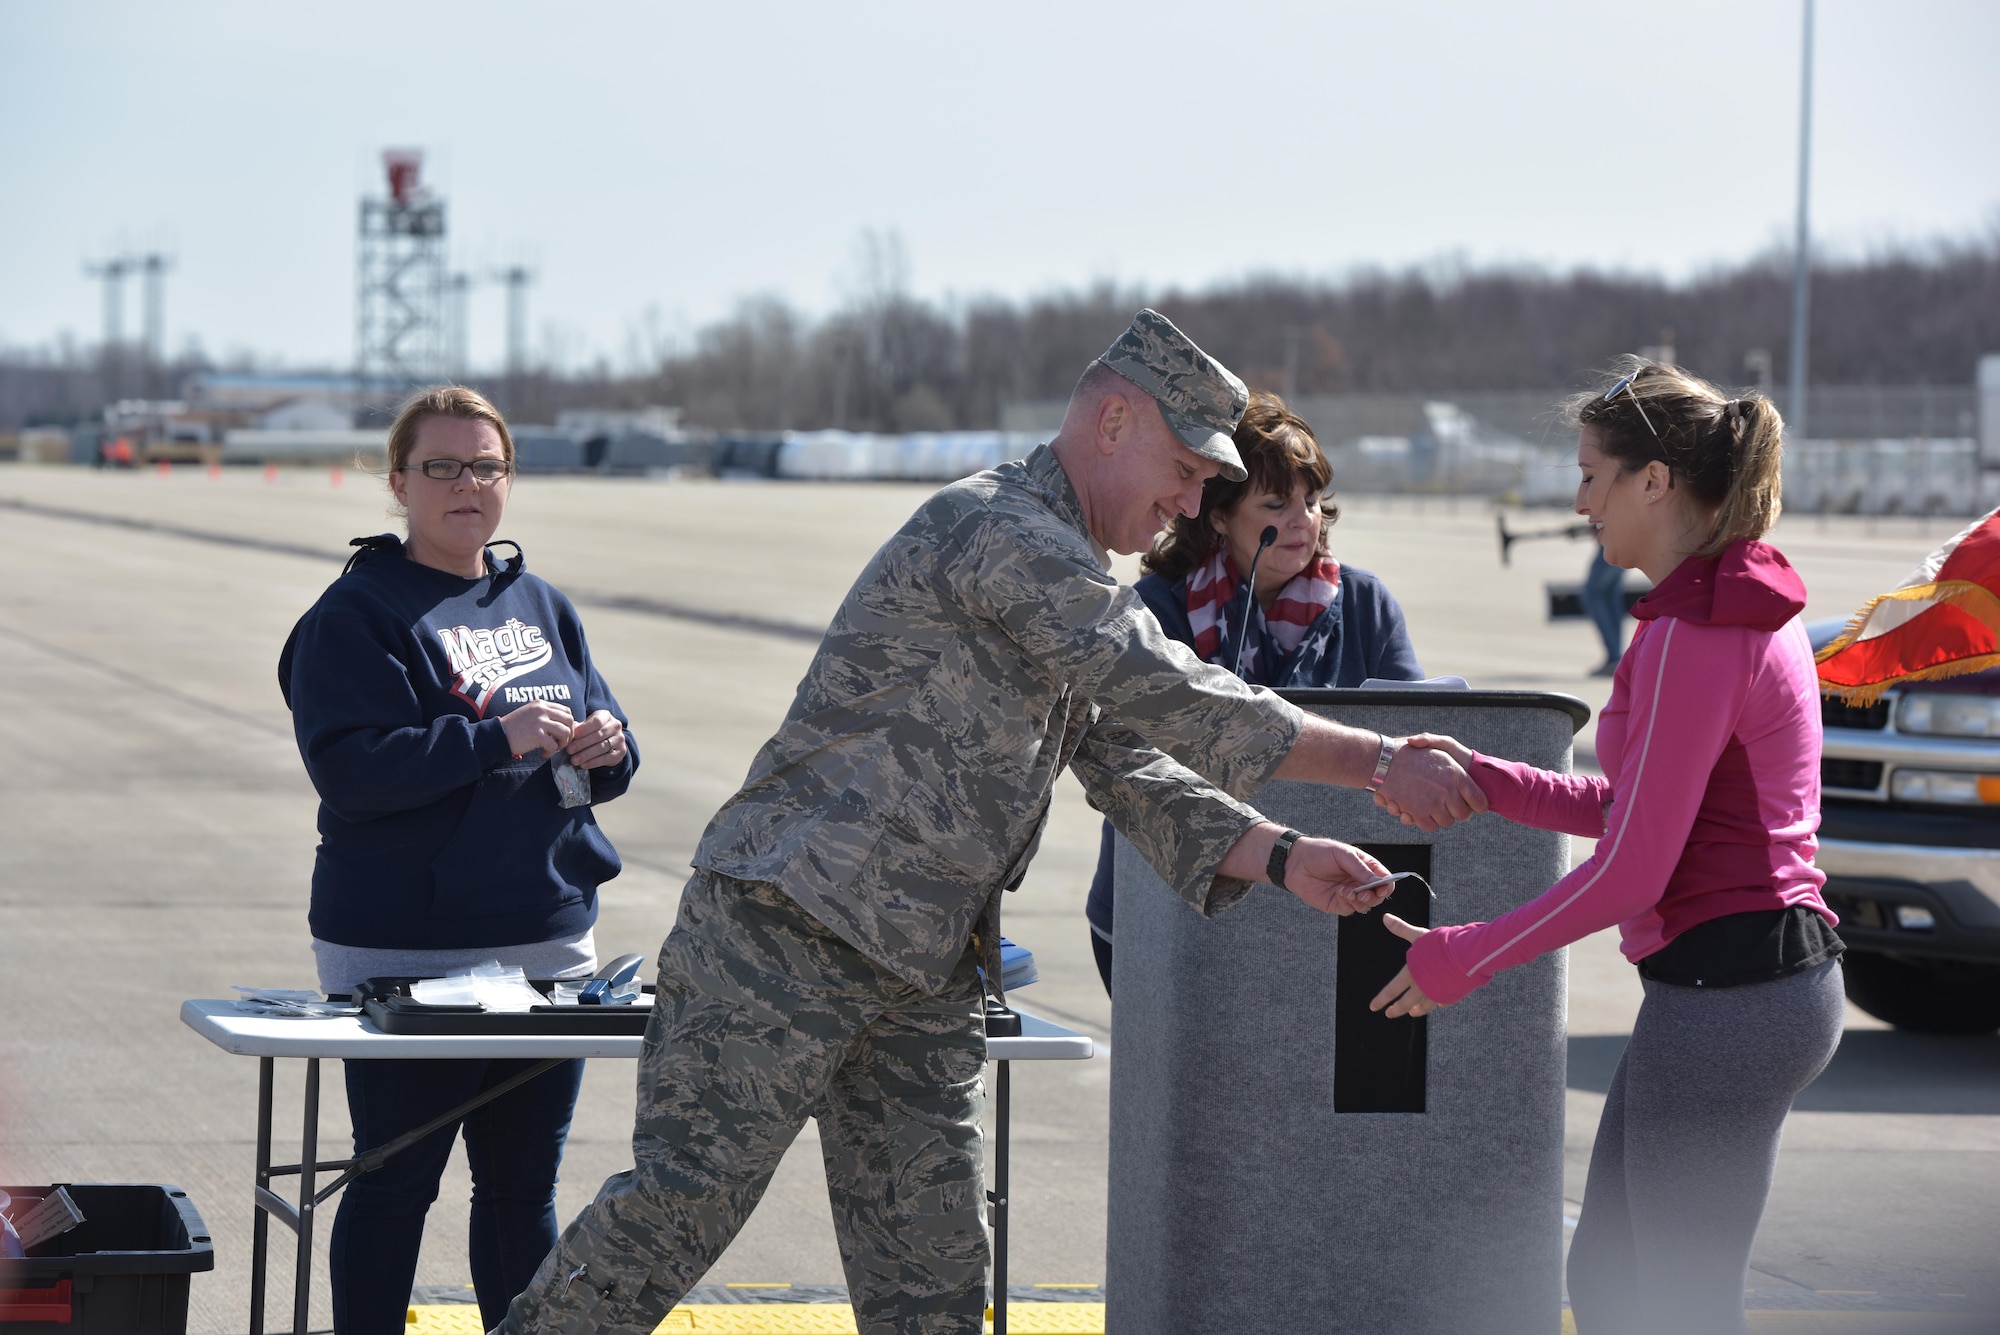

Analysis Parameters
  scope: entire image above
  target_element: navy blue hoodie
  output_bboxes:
[278,537,637,950]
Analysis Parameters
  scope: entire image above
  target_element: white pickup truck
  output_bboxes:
[1811,620,2000,1034]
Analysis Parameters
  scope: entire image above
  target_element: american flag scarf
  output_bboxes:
[1185,546,1341,684]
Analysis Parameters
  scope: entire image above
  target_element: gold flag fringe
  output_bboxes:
[1815,580,2000,705]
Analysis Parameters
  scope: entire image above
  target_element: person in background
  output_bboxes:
[1084,390,1425,994]
[1580,544,1628,675]
[1371,359,1843,1335]
[278,386,639,1335]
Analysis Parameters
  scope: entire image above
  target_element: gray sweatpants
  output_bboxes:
[495,870,989,1335]
[1568,957,1845,1334]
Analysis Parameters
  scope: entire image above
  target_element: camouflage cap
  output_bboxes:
[1096,308,1249,482]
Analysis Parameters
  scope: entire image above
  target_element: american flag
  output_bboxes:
[1817,507,2000,705]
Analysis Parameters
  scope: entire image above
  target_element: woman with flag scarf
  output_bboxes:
[1083,390,1423,992]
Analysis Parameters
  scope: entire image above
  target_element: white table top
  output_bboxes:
[180,998,1095,1062]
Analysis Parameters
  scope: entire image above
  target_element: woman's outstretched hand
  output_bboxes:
[1370,913,1445,1018]
[1404,732,1475,768]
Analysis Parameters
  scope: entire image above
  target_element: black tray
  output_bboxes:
[357,976,655,1036]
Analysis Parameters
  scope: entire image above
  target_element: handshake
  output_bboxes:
[499,700,629,770]
[1266,731,1486,917]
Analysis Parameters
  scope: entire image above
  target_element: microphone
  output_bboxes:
[1232,526,1279,677]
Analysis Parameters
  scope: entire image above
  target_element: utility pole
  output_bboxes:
[137,252,174,396]
[491,264,535,411]
[447,272,473,379]
[85,256,134,402]
[1788,0,1815,441]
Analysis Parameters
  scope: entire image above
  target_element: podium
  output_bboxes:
[1107,689,1589,1335]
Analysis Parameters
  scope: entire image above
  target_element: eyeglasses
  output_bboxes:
[1603,370,1660,437]
[400,458,513,482]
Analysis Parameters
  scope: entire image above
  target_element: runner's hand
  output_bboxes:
[1370,914,1445,1018]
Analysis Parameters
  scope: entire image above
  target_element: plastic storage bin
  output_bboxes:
[0,1184,213,1334]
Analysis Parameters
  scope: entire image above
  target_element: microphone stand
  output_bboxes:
[1231,526,1279,677]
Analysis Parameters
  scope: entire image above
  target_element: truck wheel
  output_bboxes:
[1840,951,2000,1035]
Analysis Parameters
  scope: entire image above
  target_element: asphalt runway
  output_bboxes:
[1,462,1995,1332]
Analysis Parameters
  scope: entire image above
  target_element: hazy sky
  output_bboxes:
[3,1,1995,372]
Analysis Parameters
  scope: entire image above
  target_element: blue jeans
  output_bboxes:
[330,1057,585,1335]
[1581,548,1627,664]
[1085,819,1116,997]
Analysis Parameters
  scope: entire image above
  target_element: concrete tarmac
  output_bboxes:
[1,463,1995,1332]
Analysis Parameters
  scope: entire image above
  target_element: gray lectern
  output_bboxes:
[1106,689,1589,1335]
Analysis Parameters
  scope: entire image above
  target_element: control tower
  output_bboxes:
[356,149,447,401]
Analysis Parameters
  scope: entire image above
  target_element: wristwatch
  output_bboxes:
[1365,733,1400,789]
[1266,827,1304,890]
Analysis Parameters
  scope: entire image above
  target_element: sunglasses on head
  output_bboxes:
[1603,370,1660,437]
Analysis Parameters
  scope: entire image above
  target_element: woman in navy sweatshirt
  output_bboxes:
[278,386,638,1335]
[1084,391,1424,993]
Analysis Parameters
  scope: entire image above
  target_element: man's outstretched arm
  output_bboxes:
[1216,821,1395,915]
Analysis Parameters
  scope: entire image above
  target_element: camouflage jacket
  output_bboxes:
[693,444,1306,993]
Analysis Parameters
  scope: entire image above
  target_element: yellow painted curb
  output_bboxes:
[413,1302,1971,1334]
[408,1302,1107,1334]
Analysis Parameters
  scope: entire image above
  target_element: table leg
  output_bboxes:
[992,1058,1010,1335]
[293,1058,321,1335]
[250,1057,273,1335]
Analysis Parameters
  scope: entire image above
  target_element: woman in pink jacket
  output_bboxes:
[1372,359,1845,1335]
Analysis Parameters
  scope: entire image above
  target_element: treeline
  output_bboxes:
[6,233,1997,433]
[549,233,2000,433]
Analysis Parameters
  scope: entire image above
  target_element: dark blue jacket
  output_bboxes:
[1133,564,1423,688]
[278,538,636,950]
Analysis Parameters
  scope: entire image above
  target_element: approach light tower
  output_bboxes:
[356,149,447,405]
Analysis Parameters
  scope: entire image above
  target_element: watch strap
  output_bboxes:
[1366,733,1399,789]
[1266,827,1304,891]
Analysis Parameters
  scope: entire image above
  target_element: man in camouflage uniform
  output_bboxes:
[497,310,1485,1335]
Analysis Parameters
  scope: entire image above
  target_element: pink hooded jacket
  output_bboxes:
[1404,540,1834,1007]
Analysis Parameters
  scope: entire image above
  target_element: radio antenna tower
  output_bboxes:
[356,149,447,406]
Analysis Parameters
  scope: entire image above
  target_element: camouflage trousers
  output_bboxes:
[495,869,990,1335]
